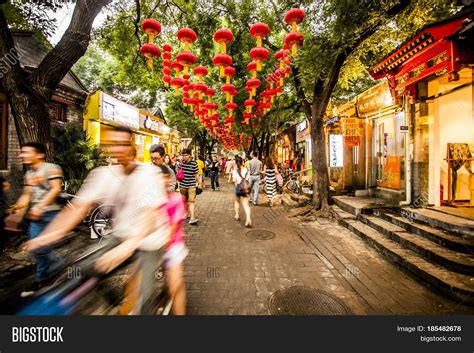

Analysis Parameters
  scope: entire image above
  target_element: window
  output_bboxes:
[49,102,66,122]
[0,95,8,170]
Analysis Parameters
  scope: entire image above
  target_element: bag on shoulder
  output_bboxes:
[238,170,250,195]
[176,163,185,182]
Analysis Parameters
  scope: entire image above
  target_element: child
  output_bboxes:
[159,165,188,315]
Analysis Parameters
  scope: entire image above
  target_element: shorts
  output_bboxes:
[234,184,248,197]
[163,242,189,269]
[180,187,196,202]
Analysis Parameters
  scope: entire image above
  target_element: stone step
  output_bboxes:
[331,205,357,221]
[359,214,474,276]
[332,196,395,216]
[396,207,474,237]
[377,210,474,254]
[337,217,474,305]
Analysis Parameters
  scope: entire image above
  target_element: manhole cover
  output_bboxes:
[268,286,351,315]
[245,230,275,240]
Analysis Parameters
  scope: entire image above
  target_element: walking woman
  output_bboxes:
[232,156,252,227]
[263,156,279,207]
[209,155,220,191]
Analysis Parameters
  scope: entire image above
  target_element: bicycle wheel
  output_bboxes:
[90,204,114,238]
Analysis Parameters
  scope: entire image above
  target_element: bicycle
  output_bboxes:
[283,170,301,194]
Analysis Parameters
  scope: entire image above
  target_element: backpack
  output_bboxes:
[238,169,250,195]
[176,162,185,181]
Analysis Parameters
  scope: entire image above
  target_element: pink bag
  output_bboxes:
[176,163,185,181]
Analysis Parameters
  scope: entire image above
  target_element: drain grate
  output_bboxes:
[268,286,351,315]
[245,230,275,240]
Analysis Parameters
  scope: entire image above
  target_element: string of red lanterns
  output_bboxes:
[138,8,304,150]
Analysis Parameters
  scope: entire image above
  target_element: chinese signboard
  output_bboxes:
[343,118,361,146]
[101,92,139,129]
[329,134,343,168]
[356,80,394,115]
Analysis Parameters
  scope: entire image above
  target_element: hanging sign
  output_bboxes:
[329,134,343,168]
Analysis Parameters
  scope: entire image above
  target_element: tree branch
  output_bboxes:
[291,64,312,117]
[30,0,112,97]
[134,0,142,50]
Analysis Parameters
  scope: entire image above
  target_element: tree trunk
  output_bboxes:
[310,106,330,209]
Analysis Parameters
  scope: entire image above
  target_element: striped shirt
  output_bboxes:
[177,159,199,188]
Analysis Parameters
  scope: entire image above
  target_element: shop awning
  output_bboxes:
[370,12,473,98]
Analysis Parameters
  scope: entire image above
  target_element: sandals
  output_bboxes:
[234,215,239,221]
[245,220,252,227]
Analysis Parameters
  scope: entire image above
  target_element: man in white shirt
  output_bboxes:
[25,126,170,312]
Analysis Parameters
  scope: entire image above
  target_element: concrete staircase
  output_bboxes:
[332,197,474,305]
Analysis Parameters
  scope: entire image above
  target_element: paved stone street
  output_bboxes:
[183,181,474,315]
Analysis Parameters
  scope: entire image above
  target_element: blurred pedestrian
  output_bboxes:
[225,157,234,183]
[197,155,205,189]
[158,165,188,315]
[26,126,171,314]
[248,151,263,206]
[209,155,220,191]
[263,156,279,207]
[232,156,251,227]
[0,176,10,251]
[10,142,65,297]
[176,149,200,225]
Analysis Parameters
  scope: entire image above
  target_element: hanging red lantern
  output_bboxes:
[247,61,257,79]
[221,83,235,103]
[176,51,196,76]
[284,31,304,57]
[226,102,237,117]
[244,99,257,114]
[140,43,161,70]
[162,75,172,87]
[193,66,208,82]
[246,78,261,97]
[162,67,172,76]
[249,46,269,72]
[214,28,233,54]
[171,77,183,96]
[163,59,171,67]
[163,44,172,52]
[177,28,197,51]
[171,61,184,77]
[141,19,161,42]
[213,53,232,78]
[193,83,207,100]
[284,8,305,32]
[249,22,269,47]
[224,66,235,84]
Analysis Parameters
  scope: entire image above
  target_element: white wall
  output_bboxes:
[430,81,473,204]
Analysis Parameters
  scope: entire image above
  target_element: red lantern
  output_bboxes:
[244,99,257,114]
[177,28,197,51]
[140,43,161,70]
[249,22,269,47]
[162,51,172,60]
[176,51,196,76]
[162,75,172,87]
[285,8,305,32]
[214,28,233,54]
[226,102,237,117]
[249,46,269,72]
[163,59,171,67]
[246,78,261,97]
[193,83,207,100]
[284,32,304,57]
[162,67,171,76]
[163,44,172,52]
[221,83,235,103]
[171,61,184,77]
[247,61,257,79]
[193,66,208,82]
[224,66,235,84]
[171,77,183,95]
[213,53,232,78]
[141,19,161,42]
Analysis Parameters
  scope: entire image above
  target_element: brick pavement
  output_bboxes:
[183,181,474,315]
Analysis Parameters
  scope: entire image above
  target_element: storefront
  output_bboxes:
[327,99,365,190]
[83,91,180,163]
[356,81,406,200]
[370,12,474,207]
[276,125,296,167]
